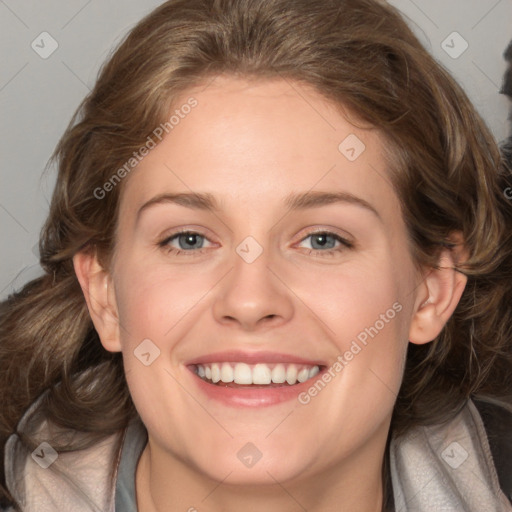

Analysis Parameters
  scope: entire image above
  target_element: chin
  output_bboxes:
[191,444,312,486]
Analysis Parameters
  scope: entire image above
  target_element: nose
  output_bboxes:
[212,246,294,331]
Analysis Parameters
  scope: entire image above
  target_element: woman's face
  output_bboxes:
[108,75,423,485]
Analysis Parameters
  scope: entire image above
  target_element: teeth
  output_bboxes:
[309,366,320,378]
[297,368,309,383]
[234,363,252,384]
[195,362,321,386]
[286,365,298,385]
[253,364,272,385]
[271,364,286,384]
[211,363,221,383]
[220,363,234,383]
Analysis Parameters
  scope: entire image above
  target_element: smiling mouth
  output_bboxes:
[192,362,322,387]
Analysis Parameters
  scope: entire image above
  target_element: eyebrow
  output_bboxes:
[284,191,380,219]
[136,190,381,221]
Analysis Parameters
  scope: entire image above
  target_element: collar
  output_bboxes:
[5,396,511,511]
[390,399,512,511]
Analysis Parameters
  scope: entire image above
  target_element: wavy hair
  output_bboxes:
[1,0,512,508]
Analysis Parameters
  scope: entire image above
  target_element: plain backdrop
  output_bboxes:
[1,0,511,299]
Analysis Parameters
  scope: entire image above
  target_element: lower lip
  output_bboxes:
[187,366,325,407]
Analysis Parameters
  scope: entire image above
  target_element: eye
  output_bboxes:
[296,230,353,257]
[158,230,214,256]
[157,228,354,258]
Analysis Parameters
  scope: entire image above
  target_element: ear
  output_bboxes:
[73,249,122,352]
[408,233,468,345]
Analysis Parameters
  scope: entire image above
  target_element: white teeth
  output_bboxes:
[297,368,309,383]
[211,363,221,383]
[234,363,252,384]
[271,364,286,383]
[195,362,321,386]
[220,362,234,383]
[286,365,298,385]
[252,364,272,385]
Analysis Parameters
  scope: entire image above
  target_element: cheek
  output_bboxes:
[281,258,409,463]
[293,254,410,405]
[287,255,405,342]
[113,262,216,344]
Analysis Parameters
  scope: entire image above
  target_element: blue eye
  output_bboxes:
[297,231,353,256]
[158,229,353,257]
[159,231,213,256]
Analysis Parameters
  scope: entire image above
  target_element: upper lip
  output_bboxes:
[185,350,326,367]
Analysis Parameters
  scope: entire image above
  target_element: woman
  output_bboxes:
[1,0,511,510]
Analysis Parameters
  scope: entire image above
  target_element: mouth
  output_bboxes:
[192,362,322,388]
[186,352,328,407]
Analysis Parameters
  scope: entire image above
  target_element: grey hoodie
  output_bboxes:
[3,391,512,511]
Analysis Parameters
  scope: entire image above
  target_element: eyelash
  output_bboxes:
[157,229,354,258]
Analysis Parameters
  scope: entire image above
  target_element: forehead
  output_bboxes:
[119,75,401,226]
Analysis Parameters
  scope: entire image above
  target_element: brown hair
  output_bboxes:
[1,0,511,508]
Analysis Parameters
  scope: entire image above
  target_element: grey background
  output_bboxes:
[1,0,511,299]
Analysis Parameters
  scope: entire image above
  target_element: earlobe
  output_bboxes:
[73,249,122,353]
[408,237,468,345]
